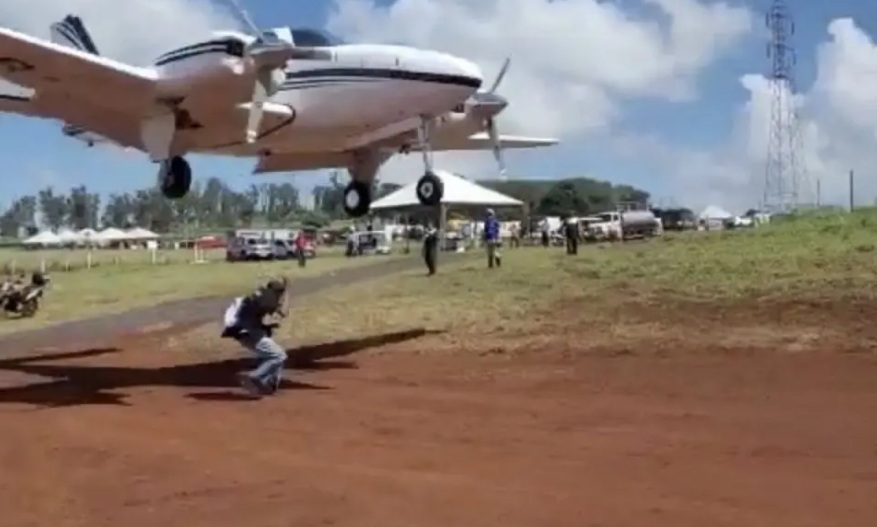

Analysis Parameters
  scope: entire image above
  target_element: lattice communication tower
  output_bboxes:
[763,0,807,212]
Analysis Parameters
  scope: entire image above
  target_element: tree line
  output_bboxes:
[0,173,650,237]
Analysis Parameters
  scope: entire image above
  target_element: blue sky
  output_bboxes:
[1,0,875,209]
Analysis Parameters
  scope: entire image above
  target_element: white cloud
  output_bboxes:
[328,0,752,137]
[613,17,877,211]
[326,0,753,187]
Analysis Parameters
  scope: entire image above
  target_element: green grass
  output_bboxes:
[0,247,229,273]
[248,210,877,345]
[0,251,408,334]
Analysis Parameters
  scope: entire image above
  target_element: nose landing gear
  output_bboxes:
[158,156,192,199]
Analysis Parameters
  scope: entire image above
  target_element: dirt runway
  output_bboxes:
[0,323,874,527]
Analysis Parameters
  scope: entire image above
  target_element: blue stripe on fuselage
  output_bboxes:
[153,47,481,89]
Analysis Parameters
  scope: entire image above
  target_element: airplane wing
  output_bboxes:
[0,92,41,117]
[412,132,559,151]
[0,27,157,107]
[0,27,157,148]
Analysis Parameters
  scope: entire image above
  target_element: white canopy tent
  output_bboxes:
[56,228,81,244]
[125,227,160,240]
[370,170,523,210]
[370,171,524,252]
[94,227,128,245]
[698,205,733,220]
[78,228,97,243]
[22,230,61,247]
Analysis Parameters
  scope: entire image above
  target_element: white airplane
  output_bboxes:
[0,5,558,217]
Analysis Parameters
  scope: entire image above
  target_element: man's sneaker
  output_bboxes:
[236,372,263,398]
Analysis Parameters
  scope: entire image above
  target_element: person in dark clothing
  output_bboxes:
[221,277,289,397]
[564,216,579,255]
[484,209,502,268]
[422,223,438,275]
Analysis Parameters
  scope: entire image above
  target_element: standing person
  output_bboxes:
[293,229,307,268]
[539,217,550,247]
[221,277,290,398]
[509,223,520,248]
[422,222,438,275]
[564,215,579,255]
[484,208,502,268]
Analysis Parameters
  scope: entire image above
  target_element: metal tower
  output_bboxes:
[763,0,807,212]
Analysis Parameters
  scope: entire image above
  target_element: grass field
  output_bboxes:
[0,249,406,335]
[2,210,875,526]
[169,208,877,357]
[0,246,229,273]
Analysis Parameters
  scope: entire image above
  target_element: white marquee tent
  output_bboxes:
[57,228,81,244]
[370,170,523,210]
[95,227,128,242]
[22,230,61,246]
[698,205,733,220]
[78,228,97,242]
[125,227,160,239]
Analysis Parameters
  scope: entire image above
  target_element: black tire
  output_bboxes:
[343,181,371,217]
[159,156,192,199]
[416,172,443,206]
[19,298,38,318]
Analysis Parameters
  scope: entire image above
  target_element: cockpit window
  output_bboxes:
[290,28,342,47]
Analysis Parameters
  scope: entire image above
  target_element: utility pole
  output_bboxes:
[816,178,821,208]
[849,169,854,212]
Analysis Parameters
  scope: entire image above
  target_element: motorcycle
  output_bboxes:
[1,285,44,318]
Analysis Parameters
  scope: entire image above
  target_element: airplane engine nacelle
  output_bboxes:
[153,34,251,99]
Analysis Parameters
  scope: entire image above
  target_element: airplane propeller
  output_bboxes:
[224,0,331,143]
[470,58,511,178]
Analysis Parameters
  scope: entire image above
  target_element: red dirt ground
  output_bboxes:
[0,302,875,527]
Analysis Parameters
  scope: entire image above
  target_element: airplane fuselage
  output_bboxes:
[137,30,483,156]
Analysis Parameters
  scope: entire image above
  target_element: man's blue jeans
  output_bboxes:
[238,328,287,390]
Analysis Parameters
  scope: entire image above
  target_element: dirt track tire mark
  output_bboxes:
[0,255,443,357]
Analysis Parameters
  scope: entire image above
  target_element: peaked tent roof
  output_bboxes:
[22,230,61,245]
[57,229,81,242]
[699,205,733,219]
[126,227,160,239]
[370,170,523,210]
[96,227,127,240]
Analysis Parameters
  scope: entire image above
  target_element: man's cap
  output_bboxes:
[486,208,495,216]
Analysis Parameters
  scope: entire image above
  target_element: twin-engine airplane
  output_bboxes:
[0,2,558,217]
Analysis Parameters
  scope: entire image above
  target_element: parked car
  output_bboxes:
[226,236,274,261]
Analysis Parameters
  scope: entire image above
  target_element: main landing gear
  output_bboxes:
[343,180,371,217]
[414,118,443,207]
[158,156,192,199]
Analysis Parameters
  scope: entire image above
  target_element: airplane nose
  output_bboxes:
[444,55,483,89]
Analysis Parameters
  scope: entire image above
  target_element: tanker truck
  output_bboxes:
[586,209,662,241]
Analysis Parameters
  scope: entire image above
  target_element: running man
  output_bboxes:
[221,277,290,397]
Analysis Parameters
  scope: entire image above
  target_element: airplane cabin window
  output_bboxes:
[452,103,466,113]
[290,28,342,47]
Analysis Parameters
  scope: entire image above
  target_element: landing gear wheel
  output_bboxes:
[343,181,371,217]
[158,156,192,199]
[416,172,443,207]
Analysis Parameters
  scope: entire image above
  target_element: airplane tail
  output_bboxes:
[50,15,100,55]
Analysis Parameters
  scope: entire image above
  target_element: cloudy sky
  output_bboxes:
[0,0,876,212]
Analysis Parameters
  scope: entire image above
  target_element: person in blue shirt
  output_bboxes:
[483,208,502,268]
